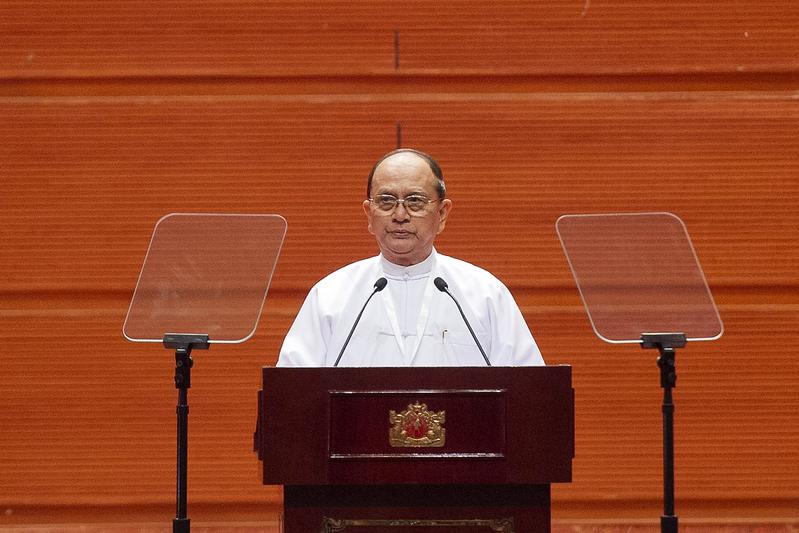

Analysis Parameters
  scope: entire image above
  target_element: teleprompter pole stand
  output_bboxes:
[641,332,686,533]
[163,334,210,533]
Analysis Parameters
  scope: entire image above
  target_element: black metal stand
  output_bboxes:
[641,333,686,533]
[163,334,210,533]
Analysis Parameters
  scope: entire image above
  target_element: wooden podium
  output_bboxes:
[255,366,574,532]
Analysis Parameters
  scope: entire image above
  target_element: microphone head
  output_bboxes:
[433,277,448,292]
[374,277,388,291]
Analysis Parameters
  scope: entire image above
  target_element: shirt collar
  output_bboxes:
[380,248,436,279]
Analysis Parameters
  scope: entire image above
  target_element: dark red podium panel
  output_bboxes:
[256,366,574,532]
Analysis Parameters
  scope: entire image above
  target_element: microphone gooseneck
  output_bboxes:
[434,276,491,366]
[333,277,388,367]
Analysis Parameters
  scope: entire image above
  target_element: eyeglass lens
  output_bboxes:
[373,194,434,214]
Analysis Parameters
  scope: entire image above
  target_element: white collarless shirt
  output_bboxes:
[277,249,544,367]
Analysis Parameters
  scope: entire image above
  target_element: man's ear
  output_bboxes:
[362,199,375,234]
[436,199,452,234]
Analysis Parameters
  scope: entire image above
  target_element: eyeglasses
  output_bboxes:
[369,194,440,216]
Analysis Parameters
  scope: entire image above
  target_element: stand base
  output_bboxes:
[173,517,190,533]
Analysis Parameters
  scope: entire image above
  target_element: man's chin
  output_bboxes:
[381,244,432,266]
[382,247,414,263]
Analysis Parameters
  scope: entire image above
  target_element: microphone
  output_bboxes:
[333,277,388,367]
[434,277,491,366]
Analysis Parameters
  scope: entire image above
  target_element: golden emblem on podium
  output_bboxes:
[389,401,446,447]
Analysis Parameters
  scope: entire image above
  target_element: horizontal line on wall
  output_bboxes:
[2,72,799,98]
[1,284,796,302]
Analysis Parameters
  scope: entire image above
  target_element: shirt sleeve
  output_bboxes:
[488,283,545,366]
[276,285,330,367]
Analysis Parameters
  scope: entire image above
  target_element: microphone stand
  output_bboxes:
[333,278,387,367]
[434,277,491,366]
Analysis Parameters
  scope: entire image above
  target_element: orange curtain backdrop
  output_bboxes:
[1,0,797,523]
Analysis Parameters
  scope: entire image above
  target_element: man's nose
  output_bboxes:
[392,202,411,221]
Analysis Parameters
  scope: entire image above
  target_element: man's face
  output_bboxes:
[362,153,452,266]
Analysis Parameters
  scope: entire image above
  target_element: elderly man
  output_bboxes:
[277,148,544,367]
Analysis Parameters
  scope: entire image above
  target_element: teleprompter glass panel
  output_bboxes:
[123,213,287,343]
[556,212,723,344]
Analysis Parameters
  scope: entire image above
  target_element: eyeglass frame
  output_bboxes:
[368,193,443,216]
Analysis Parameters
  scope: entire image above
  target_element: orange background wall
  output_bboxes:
[1,1,797,524]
